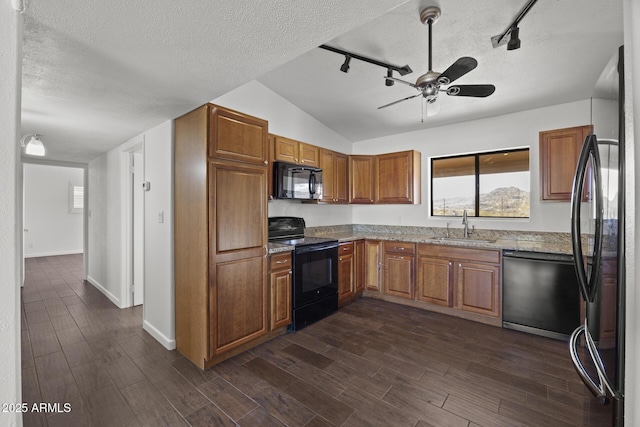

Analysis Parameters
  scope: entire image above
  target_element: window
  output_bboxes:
[69,182,84,214]
[431,148,530,218]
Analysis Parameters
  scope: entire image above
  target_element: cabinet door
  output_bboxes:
[274,135,299,163]
[540,125,592,201]
[338,250,355,307]
[354,240,365,293]
[211,256,268,356]
[383,254,415,299]
[319,149,336,203]
[270,268,292,330]
[375,150,421,204]
[349,155,375,204]
[209,105,268,165]
[210,161,267,259]
[299,143,320,167]
[364,240,382,291]
[335,152,349,203]
[455,261,500,318]
[416,256,453,307]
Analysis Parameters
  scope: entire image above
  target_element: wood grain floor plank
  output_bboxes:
[197,376,258,421]
[284,379,354,426]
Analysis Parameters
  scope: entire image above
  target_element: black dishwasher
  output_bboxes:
[502,250,580,340]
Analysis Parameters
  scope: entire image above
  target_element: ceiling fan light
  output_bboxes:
[425,99,441,117]
[507,26,521,50]
[21,134,46,156]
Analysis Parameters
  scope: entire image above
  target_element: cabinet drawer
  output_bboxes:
[418,244,499,264]
[270,253,292,271]
[339,242,355,255]
[383,241,416,255]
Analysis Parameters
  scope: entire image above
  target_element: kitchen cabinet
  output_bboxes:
[540,124,592,201]
[417,244,501,321]
[319,148,349,203]
[269,252,292,330]
[349,155,375,204]
[382,241,415,299]
[355,239,365,293]
[416,255,453,307]
[338,242,356,307]
[363,240,383,291]
[273,134,320,167]
[375,150,421,204]
[175,103,271,369]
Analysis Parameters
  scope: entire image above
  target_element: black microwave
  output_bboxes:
[273,161,323,200]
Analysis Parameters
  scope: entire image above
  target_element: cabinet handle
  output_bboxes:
[342,247,349,251]
[264,160,268,164]
[289,271,292,275]
[301,159,305,163]
[394,247,405,251]
[275,260,287,264]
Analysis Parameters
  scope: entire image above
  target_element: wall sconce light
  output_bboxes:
[340,55,351,73]
[20,134,45,156]
[507,26,521,50]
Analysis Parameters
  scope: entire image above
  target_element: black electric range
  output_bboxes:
[268,217,338,330]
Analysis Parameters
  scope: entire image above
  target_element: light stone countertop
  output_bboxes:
[268,225,576,255]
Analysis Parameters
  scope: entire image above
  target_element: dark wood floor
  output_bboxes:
[21,254,613,427]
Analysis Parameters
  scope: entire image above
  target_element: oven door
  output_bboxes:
[292,243,338,308]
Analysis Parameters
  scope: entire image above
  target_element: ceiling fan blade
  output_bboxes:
[446,84,495,98]
[384,76,419,89]
[438,57,478,84]
[377,93,422,109]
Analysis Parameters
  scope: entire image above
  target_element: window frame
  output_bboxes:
[430,147,530,219]
[69,182,84,214]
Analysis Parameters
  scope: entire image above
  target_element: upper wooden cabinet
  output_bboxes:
[540,125,592,201]
[349,155,375,204]
[375,150,421,204]
[273,134,320,167]
[209,105,269,165]
[320,149,348,204]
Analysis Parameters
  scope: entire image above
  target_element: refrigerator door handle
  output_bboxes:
[569,325,609,405]
[570,134,604,302]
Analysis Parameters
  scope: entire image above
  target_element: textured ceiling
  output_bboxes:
[20,0,411,162]
[21,1,623,163]
[258,0,624,142]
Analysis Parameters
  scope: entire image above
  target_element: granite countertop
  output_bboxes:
[268,225,575,255]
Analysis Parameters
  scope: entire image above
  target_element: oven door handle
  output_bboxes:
[295,243,338,254]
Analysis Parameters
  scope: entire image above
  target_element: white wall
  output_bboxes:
[87,121,175,349]
[0,3,21,426]
[213,80,354,227]
[141,121,175,349]
[624,0,639,424]
[23,164,84,257]
[352,99,595,232]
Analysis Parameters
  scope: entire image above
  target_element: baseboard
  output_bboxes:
[86,275,121,308]
[25,250,83,258]
[143,320,176,350]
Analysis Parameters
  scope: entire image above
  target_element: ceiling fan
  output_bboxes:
[378,6,496,111]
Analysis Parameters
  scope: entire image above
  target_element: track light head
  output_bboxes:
[507,26,521,50]
[340,55,351,73]
[385,69,394,86]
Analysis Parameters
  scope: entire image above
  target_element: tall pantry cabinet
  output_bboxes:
[174,104,270,369]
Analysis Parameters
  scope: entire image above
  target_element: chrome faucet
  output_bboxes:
[462,210,469,238]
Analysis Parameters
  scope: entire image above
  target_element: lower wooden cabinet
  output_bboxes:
[338,242,355,307]
[455,261,500,318]
[382,241,415,299]
[364,240,383,291]
[416,256,453,307]
[269,252,292,330]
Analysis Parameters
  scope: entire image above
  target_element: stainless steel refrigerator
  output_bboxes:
[569,46,624,427]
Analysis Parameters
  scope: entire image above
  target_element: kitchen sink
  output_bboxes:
[429,237,497,244]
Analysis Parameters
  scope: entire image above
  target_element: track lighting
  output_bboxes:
[385,69,394,86]
[340,55,351,73]
[20,134,45,156]
[507,26,521,50]
[491,0,538,50]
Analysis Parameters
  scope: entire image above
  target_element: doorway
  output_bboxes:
[128,146,145,307]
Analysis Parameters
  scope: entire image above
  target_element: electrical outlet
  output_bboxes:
[158,211,164,223]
